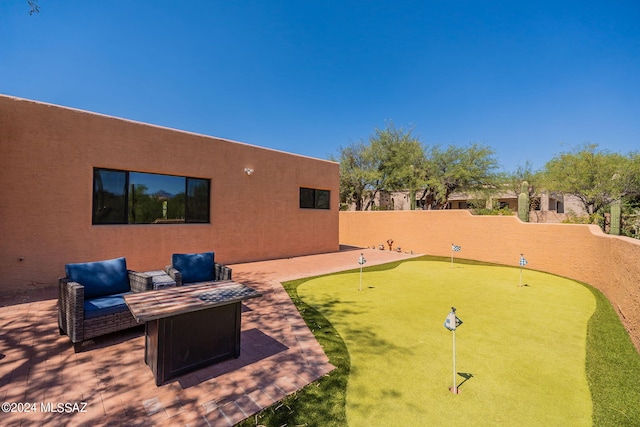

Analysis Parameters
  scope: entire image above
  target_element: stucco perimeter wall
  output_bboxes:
[340,210,640,351]
[0,96,339,291]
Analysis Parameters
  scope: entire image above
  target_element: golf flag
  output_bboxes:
[444,308,463,394]
[444,309,463,331]
[450,244,461,268]
[358,253,366,265]
[358,253,366,291]
[519,255,528,267]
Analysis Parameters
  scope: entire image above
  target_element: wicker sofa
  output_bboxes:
[58,257,153,352]
[165,251,232,285]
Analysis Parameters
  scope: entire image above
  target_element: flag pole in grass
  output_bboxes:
[358,253,366,291]
[451,244,461,268]
[444,307,463,394]
[519,254,528,287]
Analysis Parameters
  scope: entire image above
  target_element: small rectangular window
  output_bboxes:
[300,187,330,210]
[315,189,330,209]
[532,198,541,211]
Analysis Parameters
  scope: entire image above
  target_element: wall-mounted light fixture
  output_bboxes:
[244,168,254,176]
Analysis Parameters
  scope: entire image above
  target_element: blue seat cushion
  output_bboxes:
[83,293,131,320]
[172,252,214,284]
[65,257,130,299]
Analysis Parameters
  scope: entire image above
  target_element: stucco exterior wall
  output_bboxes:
[0,95,339,290]
[340,210,640,351]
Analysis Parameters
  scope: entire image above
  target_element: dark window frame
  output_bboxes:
[92,168,210,225]
[300,187,331,210]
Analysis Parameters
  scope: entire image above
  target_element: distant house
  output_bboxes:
[356,189,586,223]
[445,190,586,223]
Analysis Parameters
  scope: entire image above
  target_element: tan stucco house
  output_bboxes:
[0,95,339,292]
[365,189,587,223]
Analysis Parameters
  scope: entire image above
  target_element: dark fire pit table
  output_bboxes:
[124,280,262,386]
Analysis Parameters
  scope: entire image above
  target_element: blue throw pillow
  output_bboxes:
[65,257,130,299]
[172,252,214,284]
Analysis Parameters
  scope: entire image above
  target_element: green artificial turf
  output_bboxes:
[298,259,595,426]
[584,281,640,426]
[241,256,640,427]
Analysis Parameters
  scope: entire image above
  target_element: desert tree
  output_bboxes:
[334,122,426,210]
[419,143,499,209]
[542,144,639,217]
[367,122,426,210]
[333,141,377,211]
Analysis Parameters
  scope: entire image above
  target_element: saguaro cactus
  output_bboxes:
[518,181,530,222]
[610,199,621,235]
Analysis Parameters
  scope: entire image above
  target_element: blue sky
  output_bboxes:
[2,1,639,171]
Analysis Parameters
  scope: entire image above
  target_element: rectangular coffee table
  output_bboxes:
[124,280,262,386]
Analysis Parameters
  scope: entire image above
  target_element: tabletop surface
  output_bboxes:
[124,280,262,322]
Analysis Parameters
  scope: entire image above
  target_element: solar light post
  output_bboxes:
[358,253,366,291]
[444,307,463,394]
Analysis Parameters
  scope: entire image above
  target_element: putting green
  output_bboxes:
[297,260,596,426]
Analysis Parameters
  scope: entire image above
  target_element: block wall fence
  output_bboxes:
[0,95,340,291]
[339,210,640,352]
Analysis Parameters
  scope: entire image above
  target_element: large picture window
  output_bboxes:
[300,187,330,210]
[93,168,210,224]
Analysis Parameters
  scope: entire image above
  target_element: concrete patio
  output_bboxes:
[0,247,418,426]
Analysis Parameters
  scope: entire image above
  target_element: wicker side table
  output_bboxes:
[144,270,177,290]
